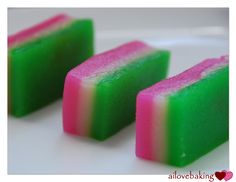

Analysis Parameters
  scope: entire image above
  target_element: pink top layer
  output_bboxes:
[140,55,229,97]
[69,41,154,80]
[8,14,72,48]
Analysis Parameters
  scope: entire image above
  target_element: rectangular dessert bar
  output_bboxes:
[8,14,94,117]
[136,55,229,166]
[63,41,170,140]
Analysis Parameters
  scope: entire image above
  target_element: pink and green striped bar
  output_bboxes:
[136,55,229,166]
[63,41,170,140]
[8,14,94,117]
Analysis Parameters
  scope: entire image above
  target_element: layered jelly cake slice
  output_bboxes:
[136,55,229,166]
[63,41,170,140]
[8,14,94,117]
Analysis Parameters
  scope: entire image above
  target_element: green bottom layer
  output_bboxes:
[91,50,170,140]
[9,19,94,117]
[167,66,229,166]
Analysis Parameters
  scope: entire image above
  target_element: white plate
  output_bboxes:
[8,28,229,174]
